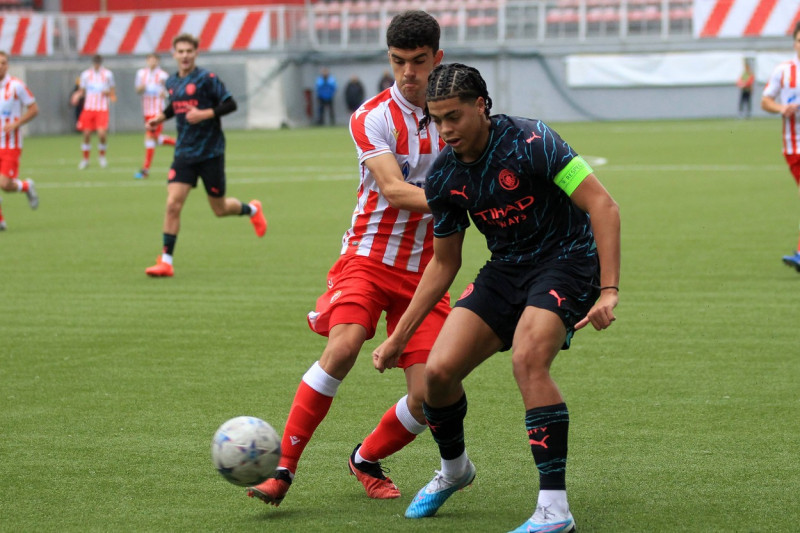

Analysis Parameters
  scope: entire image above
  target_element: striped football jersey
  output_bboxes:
[0,74,35,150]
[344,84,445,273]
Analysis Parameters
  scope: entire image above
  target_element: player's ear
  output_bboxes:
[434,49,444,66]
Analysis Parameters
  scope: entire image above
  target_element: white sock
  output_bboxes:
[441,451,469,479]
[396,395,426,434]
[302,361,341,397]
[354,449,369,464]
[161,253,173,265]
[249,202,258,215]
[536,489,569,516]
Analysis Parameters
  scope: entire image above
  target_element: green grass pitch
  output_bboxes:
[2,118,798,532]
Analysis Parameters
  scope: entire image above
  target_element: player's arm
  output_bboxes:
[70,87,85,106]
[185,96,237,125]
[2,102,38,134]
[761,94,798,118]
[569,173,620,331]
[148,102,173,128]
[373,231,465,372]
[364,153,430,212]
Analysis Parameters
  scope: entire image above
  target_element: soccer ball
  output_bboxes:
[211,416,281,487]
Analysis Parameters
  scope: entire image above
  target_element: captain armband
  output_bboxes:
[553,156,593,196]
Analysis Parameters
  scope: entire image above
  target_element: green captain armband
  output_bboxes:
[554,156,593,196]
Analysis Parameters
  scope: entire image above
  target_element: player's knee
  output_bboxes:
[165,199,184,217]
[511,347,552,382]
[424,363,457,395]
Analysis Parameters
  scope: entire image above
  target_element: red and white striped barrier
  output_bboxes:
[695,0,800,38]
[73,9,273,56]
[0,14,52,56]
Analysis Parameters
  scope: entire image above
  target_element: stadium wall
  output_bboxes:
[9,43,794,138]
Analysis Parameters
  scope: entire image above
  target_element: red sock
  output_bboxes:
[0,205,5,223]
[144,147,154,169]
[82,149,89,160]
[278,381,334,473]
[359,402,417,462]
[796,233,800,253]
[18,179,29,192]
[160,135,176,146]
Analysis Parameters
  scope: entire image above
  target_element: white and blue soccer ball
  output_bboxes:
[211,416,281,487]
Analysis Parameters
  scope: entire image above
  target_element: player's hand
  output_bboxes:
[372,337,405,373]
[3,120,18,133]
[782,103,799,117]
[185,105,210,124]
[574,290,618,331]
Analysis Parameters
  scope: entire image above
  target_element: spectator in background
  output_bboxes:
[315,67,337,125]
[344,75,365,113]
[71,75,84,132]
[737,58,755,119]
[378,70,393,92]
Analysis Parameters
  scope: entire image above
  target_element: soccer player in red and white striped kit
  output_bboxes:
[72,55,115,170]
[248,10,449,505]
[0,51,39,230]
[134,54,175,179]
[763,21,800,272]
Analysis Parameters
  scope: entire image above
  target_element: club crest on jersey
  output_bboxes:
[402,161,410,179]
[498,169,519,191]
[185,83,196,96]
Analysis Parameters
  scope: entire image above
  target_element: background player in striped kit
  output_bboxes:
[762,21,800,272]
[247,10,448,506]
[134,54,175,180]
[0,51,39,230]
[71,55,116,170]
[373,63,620,532]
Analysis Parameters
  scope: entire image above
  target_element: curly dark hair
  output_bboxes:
[419,63,493,131]
[386,11,440,52]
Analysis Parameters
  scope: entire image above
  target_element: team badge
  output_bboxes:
[498,169,519,191]
[185,83,196,96]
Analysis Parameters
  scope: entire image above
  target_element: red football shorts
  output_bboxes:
[76,109,109,132]
[144,114,164,138]
[0,148,21,179]
[308,254,451,369]
[785,154,800,186]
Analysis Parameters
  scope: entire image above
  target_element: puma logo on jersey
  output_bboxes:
[549,289,566,307]
[526,131,542,143]
[450,185,468,199]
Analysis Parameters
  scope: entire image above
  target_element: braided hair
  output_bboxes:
[419,63,492,131]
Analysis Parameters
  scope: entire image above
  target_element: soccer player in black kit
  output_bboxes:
[373,63,620,533]
[144,33,267,277]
